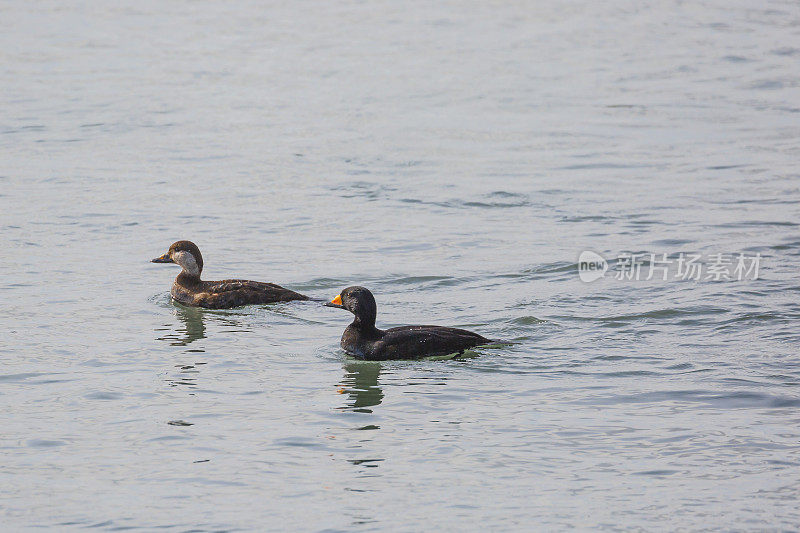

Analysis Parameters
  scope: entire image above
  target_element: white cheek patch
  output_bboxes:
[173,250,200,276]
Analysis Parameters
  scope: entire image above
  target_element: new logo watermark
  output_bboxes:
[578,252,761,282]
[578,251,608,282]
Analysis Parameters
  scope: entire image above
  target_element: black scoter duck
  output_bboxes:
[325,286,493,360]
[151,240,308,309]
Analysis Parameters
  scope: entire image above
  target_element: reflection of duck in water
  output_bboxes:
[155,303,207,347]
[339,362,384,413]
[174,304,206,346]
[151,240,308,309]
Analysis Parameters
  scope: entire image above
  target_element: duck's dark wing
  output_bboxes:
[193,279,308,309]
[370,325,491,360]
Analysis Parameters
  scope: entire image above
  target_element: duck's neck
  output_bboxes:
[350,300,379,334]
[176,270,201,286]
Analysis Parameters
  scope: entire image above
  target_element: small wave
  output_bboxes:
[389,275,454,285]
[714,220,798,228]
[560,215,619,223]
[651,238,694,246]
[664,363,693,371]
[633,470,680,477]
[0,372,50,382]
[330,180,398,200]
[579,390,800,409]
[557,162,655,170]
[399,191,533,210]
[713,311,792,329]
[772,47,800,56]
[509,316,546,326]
[558,306,729,324]
[294,277,352,291]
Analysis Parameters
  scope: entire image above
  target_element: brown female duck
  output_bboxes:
[151,240,308,309]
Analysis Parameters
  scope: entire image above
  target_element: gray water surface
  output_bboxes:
[2,0,800,530]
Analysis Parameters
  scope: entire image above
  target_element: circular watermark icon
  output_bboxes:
[578,251,608,282]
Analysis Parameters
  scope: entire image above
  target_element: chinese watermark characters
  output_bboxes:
[578,251,761,283]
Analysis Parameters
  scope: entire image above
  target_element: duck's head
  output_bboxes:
[151,240,204,277]
[326,286,377,326]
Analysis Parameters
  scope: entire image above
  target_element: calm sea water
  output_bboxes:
[2,0,799,530]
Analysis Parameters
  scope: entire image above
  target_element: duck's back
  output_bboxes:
[173,278,308,309]
[365,325,491,360]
